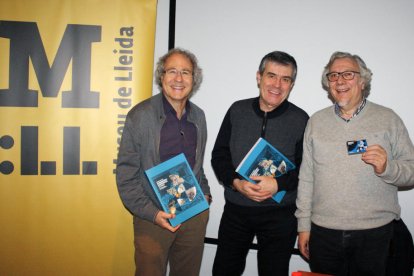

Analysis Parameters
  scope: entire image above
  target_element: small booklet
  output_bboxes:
[236,137,296,203]
[145,153,209,227]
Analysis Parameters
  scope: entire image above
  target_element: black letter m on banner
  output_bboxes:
[0,21,101,108]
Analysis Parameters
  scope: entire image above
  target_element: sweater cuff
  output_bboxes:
[297,217,311,232]
[376,159,395,183]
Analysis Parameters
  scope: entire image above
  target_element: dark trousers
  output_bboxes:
[309,222,393,276]
[386,219,414,276]
[212,201,297,276]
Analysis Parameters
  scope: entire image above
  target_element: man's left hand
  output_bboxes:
[250,175,278,197]
[361,144,387,174]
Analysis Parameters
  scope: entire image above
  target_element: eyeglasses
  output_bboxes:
[326,71,360,82]
[164,68,193,79]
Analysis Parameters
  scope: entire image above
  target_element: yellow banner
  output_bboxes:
[0,0,156,274]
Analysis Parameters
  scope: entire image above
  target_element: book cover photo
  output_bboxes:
[236,137,296,203]
[145,153,209,227]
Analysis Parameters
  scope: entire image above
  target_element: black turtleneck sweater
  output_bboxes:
[211,97,309,207]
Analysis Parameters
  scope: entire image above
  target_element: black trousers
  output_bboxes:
[212,201,297,276]
[309,222,393,276]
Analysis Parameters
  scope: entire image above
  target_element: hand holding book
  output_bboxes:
[250,175,279,195]
[232,178,274,202]
[154,210,180,233]
[236,138,295,203]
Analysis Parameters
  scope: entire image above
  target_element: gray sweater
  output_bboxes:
[116,93,210,222]
[296,100,414,232]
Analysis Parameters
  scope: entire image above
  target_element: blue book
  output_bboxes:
[236,138,296,203]
[145,153,209,227]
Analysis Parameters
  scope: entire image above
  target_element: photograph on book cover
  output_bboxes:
[245,142,295,179]
[145,154,208,226]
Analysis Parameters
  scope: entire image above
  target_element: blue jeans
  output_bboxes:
[309,222,393,276]
[212,201,297,276]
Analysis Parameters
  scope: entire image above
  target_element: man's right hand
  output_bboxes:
[232,178,273,202]
[154,211,180,232]
[298,231,310,259]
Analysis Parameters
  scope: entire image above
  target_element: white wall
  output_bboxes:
[154,1,414,274]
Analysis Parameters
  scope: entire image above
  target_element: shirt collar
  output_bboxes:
[162,94,190,117]
[335,98,367,122]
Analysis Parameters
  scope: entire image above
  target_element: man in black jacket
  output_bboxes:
[211,51,309,276]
